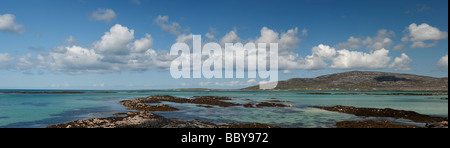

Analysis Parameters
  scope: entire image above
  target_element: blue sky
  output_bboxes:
[0,0,448,90]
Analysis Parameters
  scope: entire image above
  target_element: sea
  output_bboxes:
[0,90,448,128]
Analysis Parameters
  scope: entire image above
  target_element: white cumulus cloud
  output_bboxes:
[330,48,391,69]
[336,36,362,50]
[438,54,448,69]
[220,29,240,46]
[403,23,448,48]
[93,24,135,55]
[90,8,117,23]
[44,46,106,74]
[336,29,395,51]
[132,34,154,53]
[0,13,25,34]
[389,53,413,71]
[14,24,170,74]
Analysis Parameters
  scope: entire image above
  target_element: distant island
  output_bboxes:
[244,71,448,92]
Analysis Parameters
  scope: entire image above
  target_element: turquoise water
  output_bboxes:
[0,90,447,128]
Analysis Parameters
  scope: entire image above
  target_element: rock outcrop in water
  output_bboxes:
[120,100,180,112]
[47,111,280,128]
[297,92,448,96]
[47,95,287,128]
[310,105,448,123]
[133,95,241,108]
[124,95,292,109]
[334,121,422,128]
[47,111,219,128]
[426,121,449,128]
[311,105,448,128]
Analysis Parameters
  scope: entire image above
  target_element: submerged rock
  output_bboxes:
[47,111,219,128]
[128,95,293,109]
[335,121,421,128]
[255,102,292,108]
[120,100,180,112]
[227,123,280,128]
[47,111,164,128]
[297,92,448,96]
[426,121,448,128]
[47,111,278,129]
[311,105,448,124]
[48,95,287,128]
[131,95,241,108]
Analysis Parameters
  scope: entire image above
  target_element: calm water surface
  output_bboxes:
[0,90,447,128]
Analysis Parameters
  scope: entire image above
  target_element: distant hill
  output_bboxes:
[244,71,448,91]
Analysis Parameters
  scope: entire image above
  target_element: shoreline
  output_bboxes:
[46,95,448,128]
[311,105,448,128]
[47,95,292,128]
[47,111,280,128]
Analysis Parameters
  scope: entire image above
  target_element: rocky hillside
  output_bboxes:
[245,71,448,91]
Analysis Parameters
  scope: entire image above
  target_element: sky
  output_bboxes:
[0,0,448,90]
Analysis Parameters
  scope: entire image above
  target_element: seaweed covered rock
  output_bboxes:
[311,105,448,123]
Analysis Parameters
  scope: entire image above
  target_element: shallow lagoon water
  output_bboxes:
[0,90,447,128]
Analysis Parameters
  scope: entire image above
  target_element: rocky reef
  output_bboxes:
[311,105,448,128]
[120,100,180,112]
[311,105,448,123]
[335,121,421,128]
[48,95,447,128]
[124,95,292,109]
[47,95,287,128]
[127,95,241,108]
[47,111,279,128]
[426,121,448,128]
[47,111,220,128]
[298,92,448,96]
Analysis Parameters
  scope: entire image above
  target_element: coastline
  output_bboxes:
[311,105,448,128]
[47,95,291,128]
[46,95,448,128]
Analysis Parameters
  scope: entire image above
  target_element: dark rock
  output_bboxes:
[311,105,448,123]
[129,95,293,108]
[426,121,448,128]
[227,123,280,128]
[137,95,241,108]
[196,105,214,108]
[297,92,447,96]
[47,111,279,128]
[47,95,290,128]
[243,103,255,108]
[267,100,291,103]
[256,102,292,108]
[47,111,165,128]
[335,121,421,128]
[120,100,180,112]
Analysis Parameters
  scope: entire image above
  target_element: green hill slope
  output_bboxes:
[244,71,448,91]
